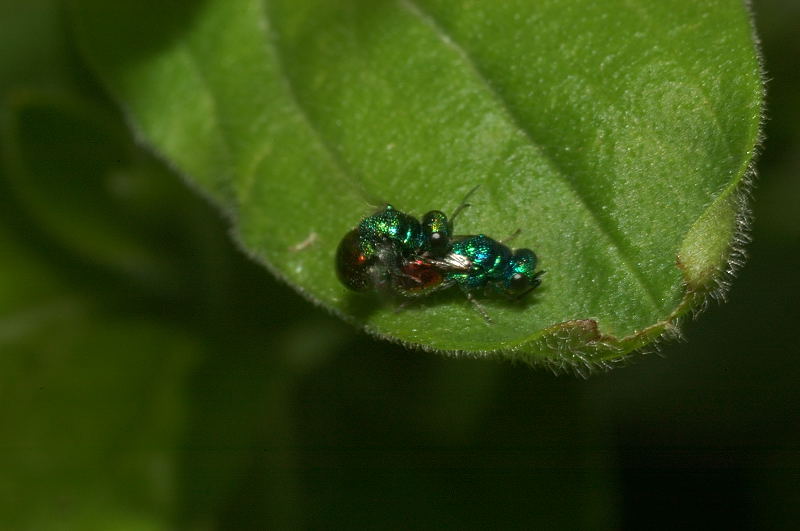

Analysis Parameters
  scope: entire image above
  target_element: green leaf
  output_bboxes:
[69,0,762,367]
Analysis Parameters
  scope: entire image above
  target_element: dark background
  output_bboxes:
[1,1,798,529]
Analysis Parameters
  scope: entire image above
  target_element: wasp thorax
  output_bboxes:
[333,187,543,322]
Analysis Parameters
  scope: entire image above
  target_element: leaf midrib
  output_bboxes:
[173,0,750,324]
[247,0,367,208]
[399,0,663,314]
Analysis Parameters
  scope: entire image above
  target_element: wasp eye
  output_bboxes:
[507,272,530,294]
[336,229,374,291]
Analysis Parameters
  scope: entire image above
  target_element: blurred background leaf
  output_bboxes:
[0,1,798,530]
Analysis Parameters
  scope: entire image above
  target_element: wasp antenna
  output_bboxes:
[450,184,481,223]
[500,228,522,245]
[460,184,481,203]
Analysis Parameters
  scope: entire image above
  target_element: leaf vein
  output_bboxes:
[177,44,238,207]
[399,0,663,312]
[248,0,371,204]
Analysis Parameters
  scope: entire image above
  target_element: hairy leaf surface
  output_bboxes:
[71,0,762,365]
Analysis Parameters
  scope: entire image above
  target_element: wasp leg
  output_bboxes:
[512,285,536,301]
[465,291,494,324]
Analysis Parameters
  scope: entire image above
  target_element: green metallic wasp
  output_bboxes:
[335,186,543,321]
